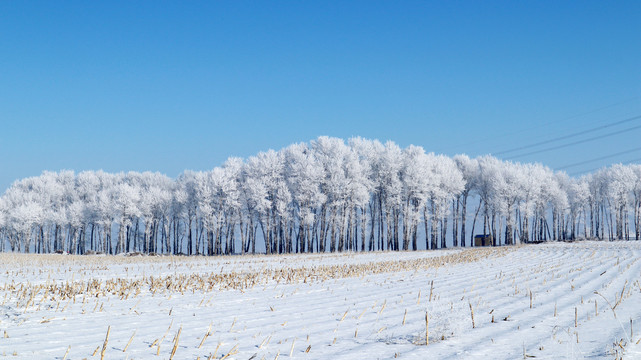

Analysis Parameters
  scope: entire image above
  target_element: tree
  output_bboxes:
[400,145,430,250]
[283,143,325,253]
[607,164,635,240]
[1,137,639,255]
[454,155,478,247]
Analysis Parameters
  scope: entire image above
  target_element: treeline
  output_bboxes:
[1,136,640,255]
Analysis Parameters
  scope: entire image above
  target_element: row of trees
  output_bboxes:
[1,137,640,255]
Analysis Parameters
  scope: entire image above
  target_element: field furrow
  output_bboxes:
[1,241,640,359]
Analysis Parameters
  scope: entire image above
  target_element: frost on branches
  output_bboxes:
[0,137,640,255]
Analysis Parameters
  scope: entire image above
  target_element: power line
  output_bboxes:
[555,147,641,170]
[569,157,641,177]
[504,122,641,160]
[558,96,640,121]
[493,114,641,156]
[464,96,641,150]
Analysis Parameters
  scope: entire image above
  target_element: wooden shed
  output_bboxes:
[474,234,493,247]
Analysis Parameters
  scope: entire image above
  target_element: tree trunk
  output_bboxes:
[460,192,468,247]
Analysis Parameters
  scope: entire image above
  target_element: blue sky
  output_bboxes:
[1,1,640,191]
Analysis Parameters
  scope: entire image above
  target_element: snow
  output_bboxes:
[1,241,640,359]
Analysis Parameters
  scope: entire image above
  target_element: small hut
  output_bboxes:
[474,234,493,247]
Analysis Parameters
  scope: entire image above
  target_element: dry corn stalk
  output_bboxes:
[62,345,70,360]
[425,311,429,345]
[220,344,239,360]
[123,330,136,352]
[100,326,110,360]
[169,326,182,360]
[290,338,296,357]
[0,247,514,300]
[198,323,213,349]
[340,309,349,322]
[212,342,222,358]
[378,300,387,315]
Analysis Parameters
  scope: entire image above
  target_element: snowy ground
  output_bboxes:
[1,241,640,359]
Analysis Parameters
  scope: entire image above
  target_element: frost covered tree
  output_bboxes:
[283,143,326,253]
[454,154,478,247]
[607,164,635,240]
[244,150,291,254]
[369,141,403,251]
[565,176,590,240]
[630,165,641,240]
[349,137,381,251]
[312,136,353,252]
[400,145,430,250]
[1,137,640,255]
[112,175,141,254]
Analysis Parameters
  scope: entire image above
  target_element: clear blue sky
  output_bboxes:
[1,1,640,191]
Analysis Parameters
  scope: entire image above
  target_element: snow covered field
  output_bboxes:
[1,241,640,359]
